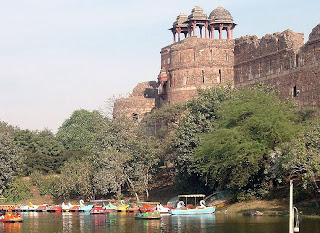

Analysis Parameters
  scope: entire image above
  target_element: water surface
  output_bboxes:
[1,212,320,233]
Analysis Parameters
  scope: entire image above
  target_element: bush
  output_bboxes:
[3,179,32,202]
[30,171,58,196]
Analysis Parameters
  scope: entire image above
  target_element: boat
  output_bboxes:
[61,202,73,212]
[28,202,38,212]
[69,205,80,212]
[37,204,50,212]
[168,194,215,215]
[156,204,172,215]
[47,205,62,212]
[135,210,161,220]
[116,200,129,212]
[0,213,23,223]
[104,202,117,212]
[126,202,139,212]
[137,202,159,212]
[90,206,108,214]
[20,204,30,212]
[78,200,93,212]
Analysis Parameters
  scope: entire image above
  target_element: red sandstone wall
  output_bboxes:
[160,36,234,104]
[112,82,156,120]
[234,26,320,108]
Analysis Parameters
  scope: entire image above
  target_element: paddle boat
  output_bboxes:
[20,204,30,212]
[0,212,23,223]
[70,205,80,212]
[12,205,21,212]
[135,210,161,220]
[126,202,139,212]
[37,204,50,212]
[47,205,62,212]
[28,202,39,212]
[156,204,172,215]
[169,194,215,215]
[61,202,73,212]
[138,202,159,212]
[116,200,129,212]
[90,206,108,214]
[104,202,117,212]
[78,200,93,212]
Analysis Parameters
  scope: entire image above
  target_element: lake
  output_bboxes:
[1,212,320,233]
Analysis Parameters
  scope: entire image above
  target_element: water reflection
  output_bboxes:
[169,214,216,233]
[1,212,320,233]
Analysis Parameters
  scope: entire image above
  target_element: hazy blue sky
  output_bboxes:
[0,0,319,132]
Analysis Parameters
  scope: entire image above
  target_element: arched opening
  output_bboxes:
[202,70,205,83]
[132,113,138,121]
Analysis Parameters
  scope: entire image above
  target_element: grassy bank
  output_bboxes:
[216,199,320,216]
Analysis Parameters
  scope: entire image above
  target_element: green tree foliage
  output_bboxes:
[92,150,129,199]
[194,86,300,199]
[56,109,109,153]
[143,103,185,165]
[14,129,65,174]
[172,85,232,193]
[3,178,32,202]
[282,119,320,193]
[54,158,94,200]
[0,122,23,195]
[95,117,159,200]
[30,171,58,196]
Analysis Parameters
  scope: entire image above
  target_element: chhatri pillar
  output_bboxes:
[219,25,223,39]
[199,25,203,38]
[204,22,208,38]
[227,26,231,39]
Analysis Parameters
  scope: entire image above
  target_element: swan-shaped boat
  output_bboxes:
[104,202,117,212]
[169,194,215,215]
[116,200,129,212]
[61,202,73,212]
[78,200,93,212]
[156,204,172,214]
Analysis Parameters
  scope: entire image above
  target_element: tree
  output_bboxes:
[194,86,300,199]
[14,129,65,174]
[282,119,320,197]
[172,85,232,193]
[94,117,159,200]
[0,122,23,196]
[56,109,109,154]
[54,158,94,200]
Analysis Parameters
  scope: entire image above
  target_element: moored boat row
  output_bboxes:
[3,194,216,220]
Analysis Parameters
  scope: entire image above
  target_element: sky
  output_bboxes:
[0,0,319,132]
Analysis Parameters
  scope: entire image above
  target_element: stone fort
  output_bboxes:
[113,6,320,121]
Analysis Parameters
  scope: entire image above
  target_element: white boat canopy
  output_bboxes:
[178,194,206,198]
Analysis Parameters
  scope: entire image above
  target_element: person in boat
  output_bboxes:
[0,209,6,216]
[136,208,143,216]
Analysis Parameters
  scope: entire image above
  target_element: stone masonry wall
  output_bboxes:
[160,36,234,104]
[113,82,156,120]
[234,25,320,108]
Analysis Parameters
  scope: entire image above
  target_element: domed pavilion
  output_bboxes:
[170,6,236,42]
